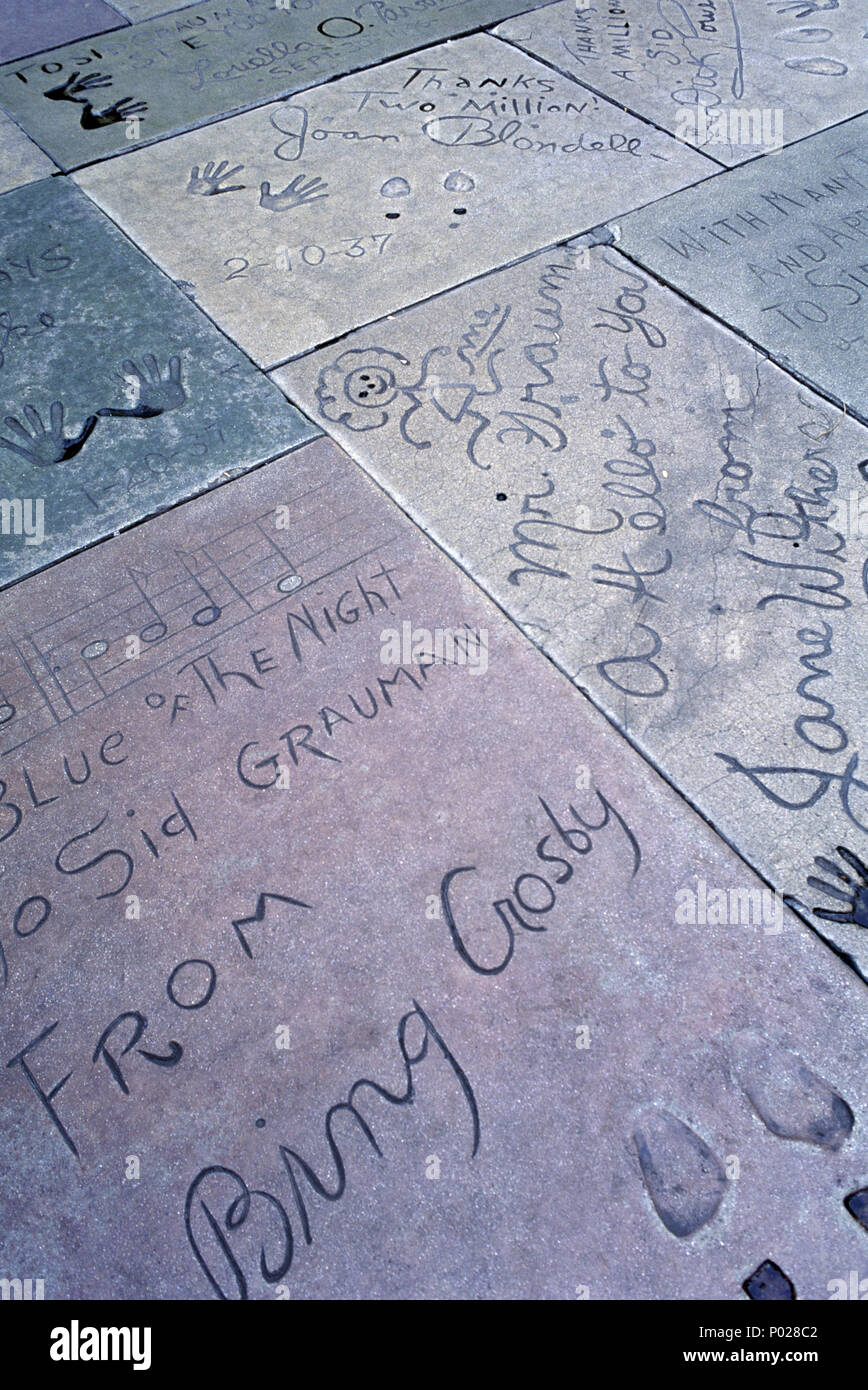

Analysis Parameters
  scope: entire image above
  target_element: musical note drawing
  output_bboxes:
[127,568,168,645]
[80,640,109,660]
[178,554,222,627]
[0,483,396,757]
[243,517,302,596]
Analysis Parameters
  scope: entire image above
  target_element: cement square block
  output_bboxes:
[75,33,714,365]
[0,176,315,588]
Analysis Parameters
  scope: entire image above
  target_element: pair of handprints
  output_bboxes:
[44,71,147,130]
[186,160,328,212]
[0,355,185,467]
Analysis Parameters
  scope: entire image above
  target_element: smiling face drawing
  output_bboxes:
[344,366,400,408]
[315,347,416,431]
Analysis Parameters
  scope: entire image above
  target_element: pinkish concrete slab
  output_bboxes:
[1,434,867,1300]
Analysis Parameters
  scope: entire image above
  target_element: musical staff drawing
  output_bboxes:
[0,481,396,757]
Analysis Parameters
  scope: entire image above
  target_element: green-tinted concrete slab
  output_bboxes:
[1,434,867,1298]
[275,236,868,983]
[0,0,556,170]
[75,33,714,366]
[616,114,868,424]
[0,177,314,589]
[0,0,127,65]
[495,0,868,167]
[0,109,56,193]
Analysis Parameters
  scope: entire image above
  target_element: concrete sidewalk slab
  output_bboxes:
[616,114,868,424]
[0,177,314,589]
[111,0,191,18]
[0,0,127,65]
[495,0,868,167]
[75,33,714,365]
[0,0,555,169]
[0,109,56,193]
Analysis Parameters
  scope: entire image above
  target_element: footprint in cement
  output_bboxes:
[378,172,476,227]
[443,171,474,227]
[380,176,411,198]
[632,1107,727,1237]
[731,1030,854,1151]
[743,1260,796,1300]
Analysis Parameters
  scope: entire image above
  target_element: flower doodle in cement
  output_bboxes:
[807,844,868,929]
[315,312,533,470]
[316,348,413,433]
[0,355,187,469]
